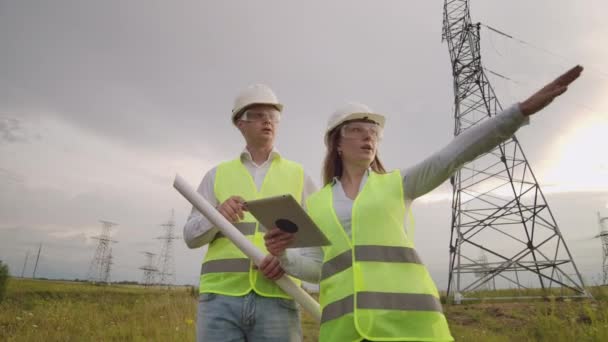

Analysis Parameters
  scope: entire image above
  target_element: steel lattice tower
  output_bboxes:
[473,251,495,291]
[597,212,608,285]
[156,210,179,286]
[87,220,118,284]
[442,0,588,302]
[139,251,158,286]
[20,251,29,278]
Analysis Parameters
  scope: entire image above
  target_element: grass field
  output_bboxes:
[2,278,608,341]
[0,279,196,341]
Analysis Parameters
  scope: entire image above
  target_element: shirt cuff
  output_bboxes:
[513,103,530,126]
[278,249,297,271]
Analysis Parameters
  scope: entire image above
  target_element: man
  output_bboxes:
[183,84,317,342]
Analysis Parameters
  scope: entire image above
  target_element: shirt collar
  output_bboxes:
[240,147,281,164]
[331,168,372,186]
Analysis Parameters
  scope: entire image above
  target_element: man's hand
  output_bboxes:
[258,254,285,280]
[520,65,583,116]
[217,196,246,223]
[264,227,296,256]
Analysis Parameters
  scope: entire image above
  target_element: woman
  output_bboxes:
[263,66,584,341]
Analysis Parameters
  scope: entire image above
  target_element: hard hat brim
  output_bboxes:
[324,112,385,146]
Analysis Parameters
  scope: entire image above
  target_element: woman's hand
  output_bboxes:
[264,227,295,256]
[519,65,583,116]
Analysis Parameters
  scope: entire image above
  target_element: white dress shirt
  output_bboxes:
[279,103,529,283]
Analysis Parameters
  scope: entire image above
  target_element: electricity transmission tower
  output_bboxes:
[139,251,158,286]
[156,210,179,286]
[87,220,118,284]
[32,243,42,279]
[596,212,608,285]
[21,251,30,278]
[442,0,587,302]
[473,251,495,291]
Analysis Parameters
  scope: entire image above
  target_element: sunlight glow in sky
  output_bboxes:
[539,111,608,193]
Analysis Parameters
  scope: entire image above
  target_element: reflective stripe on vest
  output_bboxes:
[211,222,257,242]
[321,246,423,280]
[321,292,443,323]
[201,258,250,274]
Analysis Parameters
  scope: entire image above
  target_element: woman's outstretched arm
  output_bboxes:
[402,65,584,200]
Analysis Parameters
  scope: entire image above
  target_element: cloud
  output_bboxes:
[0,0,607,290]
[0,167,24,184]
[0,115,213,285]
[0,117,37,144]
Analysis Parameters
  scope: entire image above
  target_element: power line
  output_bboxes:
[481,22,608,80]
[484,68,520,84]
[478,24,607,118]
[483,66,607,118]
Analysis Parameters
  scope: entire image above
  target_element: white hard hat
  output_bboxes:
[325,102,386,145]
[231,84,283,124]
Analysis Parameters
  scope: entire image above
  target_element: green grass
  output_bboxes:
[0,261,8,303]
[444,286,608,341]
[2,278,608,341]
[0,278,196,341]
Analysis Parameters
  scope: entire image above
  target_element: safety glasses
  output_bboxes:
[340,122,383,140]
[240,109,281,123]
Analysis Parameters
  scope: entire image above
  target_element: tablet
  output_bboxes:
[245,194,331,248]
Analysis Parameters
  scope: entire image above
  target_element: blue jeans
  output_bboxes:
[197,291,302,342]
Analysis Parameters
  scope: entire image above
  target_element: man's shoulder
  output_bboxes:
[214,156,242,169]
[202,157,239,179]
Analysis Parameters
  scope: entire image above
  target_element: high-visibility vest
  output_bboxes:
[199,156,304,298]
[307,170,453,341]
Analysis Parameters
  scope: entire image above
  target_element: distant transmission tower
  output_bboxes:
[32,243,42,279]
[139,252,158,286]
[473,251,495,291]
[442,0,587,302]
[87,220,118,284]
[156,210,179,286]
[104,249,114,283]
[597,212,608,285]
[21,251,30,278]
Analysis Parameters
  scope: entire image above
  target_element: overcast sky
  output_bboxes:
[1,0,607,289]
